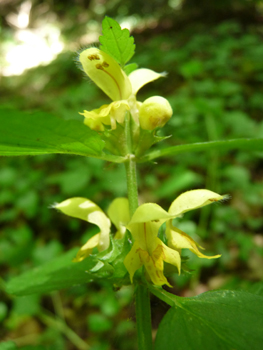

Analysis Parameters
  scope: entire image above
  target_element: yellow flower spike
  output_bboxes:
[107,198,130,239]
[54,198,111,261]
[139,96,173,130]
[79,48,132,101]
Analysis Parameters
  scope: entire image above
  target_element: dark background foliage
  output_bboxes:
[0,0,263,349]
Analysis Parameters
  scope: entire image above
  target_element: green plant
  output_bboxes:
[1,17,263,350]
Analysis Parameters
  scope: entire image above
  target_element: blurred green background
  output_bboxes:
[0,0,263,349]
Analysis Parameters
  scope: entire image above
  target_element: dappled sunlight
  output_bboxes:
[1,1,64,76]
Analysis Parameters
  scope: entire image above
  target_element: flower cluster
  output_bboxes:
[78,48,173,131]
[55,189,226,287]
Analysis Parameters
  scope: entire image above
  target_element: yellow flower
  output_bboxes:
[78,47,167,130]
[54,190,226,287]
[139,96,173,130]
[124,189,226,287]
[54,197,129,262]
[166,190,224,259]
[123,203,180,286]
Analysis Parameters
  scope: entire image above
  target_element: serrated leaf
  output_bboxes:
[154,289,263,350]
[99,16,135,66]
[0,108,104,157]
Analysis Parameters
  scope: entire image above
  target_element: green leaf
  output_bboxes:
[0,341,18,350]
[0,109,125,162]
[124,63,138,75]
[139,138,263,162]
[0,108,104,157]
[5,248,113,296]
[154,289,263,350]
[134,129,170,158]
[99,16,135,66]
[5,234,131,296]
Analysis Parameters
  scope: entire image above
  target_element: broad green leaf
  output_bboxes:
[5,248,113,296]
[139,138,263,162]
[0,108,103,157]
[99,16,135,66]
[5,235,130,296]
[154,289,263,350]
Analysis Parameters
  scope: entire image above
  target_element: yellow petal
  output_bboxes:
[79,48,132,101]
[124,241,143,282]
[127,204,172,253]
[83,117,105,131]
[80,105,111,123]
[54,198,111,251]
[139,247,171,287]
[158,238,181,274]
[128,203,172,225]
[129,68,166,95]
[80,101,130,130]
[107,198,130,239]
[109,101,130,126]
[169,189,227,217]
[73,234,100,262]
[166,223,221,260]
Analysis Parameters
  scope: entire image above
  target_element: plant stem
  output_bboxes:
[125,156,139,216]
[124,113,139,216]
[124,114,153,350]
[135,283,153,350]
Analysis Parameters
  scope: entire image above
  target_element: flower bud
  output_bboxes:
[139,96,173,130]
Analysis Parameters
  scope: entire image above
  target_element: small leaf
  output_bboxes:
[134,129,170,158]
[99,16,135,66]
[124,63,138,75]
[0,108,104,157]
[154,289,263,350]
